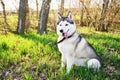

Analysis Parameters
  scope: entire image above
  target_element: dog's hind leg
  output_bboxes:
[87,58,101,71]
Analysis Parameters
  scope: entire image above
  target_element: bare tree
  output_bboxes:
[79,0,91,27]
[36,0,39,18]
[59,0,64,15]
[107,0,120,26]
[25,0,30,32]
[98,0,109,31]
[38,0,51,34]
[79,0,84,26]
[0,0,8,25]
[16,0,28,34]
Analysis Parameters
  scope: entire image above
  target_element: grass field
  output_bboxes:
[0,28,120,80]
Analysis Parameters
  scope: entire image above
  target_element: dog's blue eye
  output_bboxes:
[65,24,68,26]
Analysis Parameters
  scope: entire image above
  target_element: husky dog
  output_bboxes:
[57,11,102,73]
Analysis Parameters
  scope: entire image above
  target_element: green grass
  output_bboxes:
[0,28,120,80]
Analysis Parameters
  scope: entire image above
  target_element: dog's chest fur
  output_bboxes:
[57,33,96,58]
[58,41,75,55]
[58,33,78,55]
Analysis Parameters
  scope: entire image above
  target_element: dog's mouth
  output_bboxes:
[62,29,69,38]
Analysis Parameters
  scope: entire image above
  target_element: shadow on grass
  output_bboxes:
[18,33,59,53]
[19,33,57,46]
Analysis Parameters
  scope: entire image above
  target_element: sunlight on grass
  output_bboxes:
[0,28,120,80]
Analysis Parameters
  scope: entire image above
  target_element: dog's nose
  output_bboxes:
[60,29,63,33]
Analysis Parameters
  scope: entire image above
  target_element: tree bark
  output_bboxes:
[59,0,64,15]
[36,0,39,19]
[0,0,8,25]
[98,0,109,31]
[80,6,84,26]
[16,0,28,34]
[38,0,51,34]
[25,0,30,32]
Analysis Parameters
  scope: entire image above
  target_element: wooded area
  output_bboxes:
[0,0,120,34]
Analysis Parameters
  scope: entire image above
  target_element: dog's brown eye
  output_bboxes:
[65,24,68,26]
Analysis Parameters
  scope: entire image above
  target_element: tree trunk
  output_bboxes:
[59,0,64,15]
[16,0,28,34]
[0,0,8,25]
[25,0,30,32]
[36,0,39,19]
[80,0,91,27]
[80,5,84,26]
[38,0,51,34]
[98,0,109,31]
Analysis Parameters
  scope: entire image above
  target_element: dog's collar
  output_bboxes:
[57,31,76,44]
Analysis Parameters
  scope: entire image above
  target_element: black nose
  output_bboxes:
[60,29,63,33]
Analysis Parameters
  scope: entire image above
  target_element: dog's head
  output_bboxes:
[57,11,76,38]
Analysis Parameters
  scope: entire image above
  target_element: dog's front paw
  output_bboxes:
[67,68,71,73]
[67,64,73,74]
[61,62,66,68]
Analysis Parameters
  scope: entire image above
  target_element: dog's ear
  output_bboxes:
[67,11,73,20]
[58,12,62,19]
